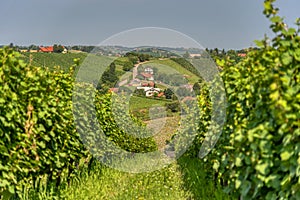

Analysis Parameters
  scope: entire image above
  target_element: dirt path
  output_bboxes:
[144,116,180,149]
[132,61,150,80]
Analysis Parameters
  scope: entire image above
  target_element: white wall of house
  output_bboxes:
[136,86,161,97]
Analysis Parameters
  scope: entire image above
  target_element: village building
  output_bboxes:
[136,86,161,97]
[140,72,154,81]
[190,53,202,58]
[144,67,154,74]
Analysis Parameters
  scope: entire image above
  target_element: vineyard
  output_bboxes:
[20,52,87,71]
[0,0,300,199]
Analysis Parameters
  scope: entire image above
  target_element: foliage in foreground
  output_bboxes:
[191,0,300,199]
[0,48,88,197]
[0,48,157,199]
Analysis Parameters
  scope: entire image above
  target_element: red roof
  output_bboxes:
[157,92,164,97]
[140,73,153,78]
[141,81,155,87]
[39,46,53,52]
[148,81,155,87]
[237,53,247,57]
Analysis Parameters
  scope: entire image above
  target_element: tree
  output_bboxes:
[122,61,133,71]
[138,54,150,62]
[29,44,39,50]
[214,48,219,55]
[183,51,190,59]
[128,55,139,64]
[164,88,174,99]
[53,44,64,53]
[221,49,226,56]
[134,88,145,96]
[165,101,180,112]
[192,82,201,95]
[101,62,118,86]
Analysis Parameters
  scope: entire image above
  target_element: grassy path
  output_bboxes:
[58,157,232,200]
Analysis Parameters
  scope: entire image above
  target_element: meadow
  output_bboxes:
[144,59,200,83]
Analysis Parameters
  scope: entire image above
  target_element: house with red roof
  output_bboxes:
[39,45,67,53]
[237,53,247,57]
[39,46,53,53]
[140,72,154,81]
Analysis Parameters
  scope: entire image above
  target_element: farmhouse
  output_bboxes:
[136,86,161,97]
[39,46,68,53]
[144,67,154,74]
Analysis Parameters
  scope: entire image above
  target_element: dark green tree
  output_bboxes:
[101,62,118,86]
[53,44,64,53]
[164,88,174,99]
[122,61,133,71]
[192,82,201,95]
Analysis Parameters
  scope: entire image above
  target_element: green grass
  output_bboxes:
[145,59,200,83]
[129,95,170,110]
[177,157,234,200]
[18,158,233,200]
[119,71,132,82]
[63,162,189,200]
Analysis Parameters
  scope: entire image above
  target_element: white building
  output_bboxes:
[136,86,161,97]
[145,67,154,74]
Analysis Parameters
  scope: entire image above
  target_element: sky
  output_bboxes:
[0,0,299,49]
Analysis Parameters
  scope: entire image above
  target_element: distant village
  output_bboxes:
[110,63,195,101]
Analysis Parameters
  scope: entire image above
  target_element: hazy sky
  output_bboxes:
[1,0,299,49]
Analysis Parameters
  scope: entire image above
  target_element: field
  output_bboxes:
[129,95,171,110]
[144,59,200,83]
[20,52,88,71]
